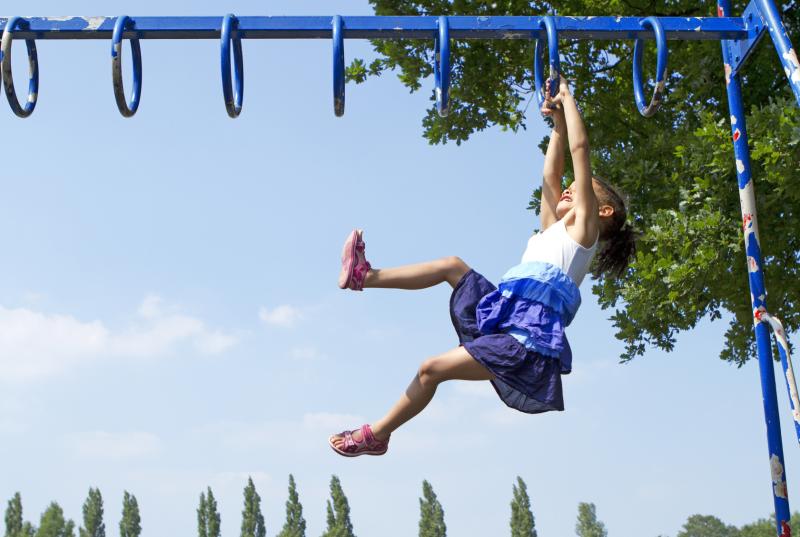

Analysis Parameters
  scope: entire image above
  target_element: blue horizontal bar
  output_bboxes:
[0,16,747,41]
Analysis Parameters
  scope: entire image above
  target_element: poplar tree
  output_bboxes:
[119,492,141,537]
[277,475,306,537]
[321,476,355,537]
[509,477,536,537]
[79,489,104,537]
[418,481,446,537]
[240,478,266,537]
[198,488,220,537]
[575,503,607,537]
[34,503,74,537]
[5,493,23,537]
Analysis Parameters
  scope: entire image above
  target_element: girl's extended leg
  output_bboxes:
[364,256,470,290]
[330,346,494,451]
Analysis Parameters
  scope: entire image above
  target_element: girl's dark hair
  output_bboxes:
[591,176,638,278]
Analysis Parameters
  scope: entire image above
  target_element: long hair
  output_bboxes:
[591,176,638,278]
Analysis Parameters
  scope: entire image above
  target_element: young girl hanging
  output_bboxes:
[329,76,637,457]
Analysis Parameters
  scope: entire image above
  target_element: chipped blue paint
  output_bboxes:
[755,0,800,106]
[220,14,244,119]
[633,16,668,117]
[1,16,39,118]
[720,0,798,534]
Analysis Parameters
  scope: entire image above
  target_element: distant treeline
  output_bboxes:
[4,476,797,536]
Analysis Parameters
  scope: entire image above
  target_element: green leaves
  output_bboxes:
[277,475,306,537]
[198,488,220,537]
[510,477,536,537]
[418,481,446,537]
[240,478,266,537]
[79,489,104,537]
[321,476,356,537]
[575,503,607,537]
[119,492,141,537]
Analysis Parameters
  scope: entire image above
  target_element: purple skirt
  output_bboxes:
[450,269,564,414]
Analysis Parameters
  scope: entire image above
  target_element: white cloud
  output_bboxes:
[66,431,162,459]
[258,304,303,327]
[0,295,238,382]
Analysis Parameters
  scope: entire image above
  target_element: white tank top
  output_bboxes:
[520,219,598,286]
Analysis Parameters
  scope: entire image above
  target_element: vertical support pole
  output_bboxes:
[719,3,792,535]
[755,0,800,108]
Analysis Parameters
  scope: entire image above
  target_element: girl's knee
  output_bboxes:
[418,357,442,387]
[443,256,468,272]
[442,256,470,284]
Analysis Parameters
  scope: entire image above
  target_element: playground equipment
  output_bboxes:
[1,4,799,534]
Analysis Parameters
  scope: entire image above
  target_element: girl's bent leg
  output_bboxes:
[364,256,470,290]
[370,346,494,440]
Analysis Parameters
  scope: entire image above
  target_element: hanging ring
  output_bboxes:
[332,15,345,117]
[1,17,40,118]
[111,16,143,118]
[221,14,244,119]
[434,16,450,117]
[632,16,668,117]
[534,16,560,109]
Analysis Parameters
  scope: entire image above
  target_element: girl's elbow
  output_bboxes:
[569,140,590,155]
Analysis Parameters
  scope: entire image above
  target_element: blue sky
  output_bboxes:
[1,1,799,536]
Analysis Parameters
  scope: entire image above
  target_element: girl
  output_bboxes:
[329,76,637,457]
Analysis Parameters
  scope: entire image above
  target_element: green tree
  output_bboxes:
[575,503,607,537]
[240,478,266,537]
[351,0,800,365]
[738,511,800,537]
[510,477,536,537]
[5,493,24,537]
[79,489,104,537]
[35,503,74,537]
[677,514,739,537]
[119,492,141,537]
[321,475,356,537]
[277,475,306,537]
[418,480,446,537]
[197,488,220,537]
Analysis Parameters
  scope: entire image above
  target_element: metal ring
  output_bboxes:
[221,14,244,119]
[633,16,668,117]
[1,17,39,118]
[332,15,345,117]
[434,16,450,117]
[533,16,560,108]
[111,16,143,118]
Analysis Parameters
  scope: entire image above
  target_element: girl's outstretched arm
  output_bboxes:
[540,92,567,231]
[549,77,600,248]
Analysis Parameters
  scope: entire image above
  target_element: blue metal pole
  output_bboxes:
[720,2,792,534]
[0,16,748,41]
[755,0,800,108]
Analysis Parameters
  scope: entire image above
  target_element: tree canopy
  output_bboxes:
[348,0,800,365]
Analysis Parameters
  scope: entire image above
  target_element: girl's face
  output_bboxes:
[556,182,579,219]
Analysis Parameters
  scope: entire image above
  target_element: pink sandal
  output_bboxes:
[338,229,371,291]
[328,424,389,457]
